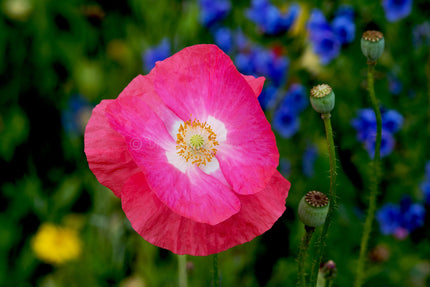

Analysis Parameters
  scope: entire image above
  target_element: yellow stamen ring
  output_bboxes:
[176,119,219,166]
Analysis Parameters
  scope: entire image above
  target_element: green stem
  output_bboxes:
[178,255,187,287]
[324,278,334,287]
[309,113,337,287]
[213,253,219,287]
[354,62,382,287]
[297,226,315,287]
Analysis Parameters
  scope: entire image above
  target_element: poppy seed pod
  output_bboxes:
[298,191,329,227]
[310,84,335,114]
[361,30,385,62]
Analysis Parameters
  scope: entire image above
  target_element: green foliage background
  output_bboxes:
[1,0,430,286]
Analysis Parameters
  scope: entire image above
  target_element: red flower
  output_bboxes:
[85,44,290,255]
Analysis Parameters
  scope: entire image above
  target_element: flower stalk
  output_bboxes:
[325,279,334,287]
[178,255,188,287]
[213,253,219,287]
[309,113,337,287]
[354,60,383,287]
[297,225,315,287]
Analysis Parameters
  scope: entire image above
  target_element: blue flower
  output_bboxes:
[311,30,341,64]
[281,84,308,113]
[420,180,430,204]
[302,144,318,178]
[279,158,291,177]
[376,198,425,237]
[352,108,403,157]
[213,27,233,53]
[307,9,330,33]
[364,130,395,158]
[382,0,413,22]
[62,94,93,137]
[388,74,403,95]
[335,5,355,20]
[142,39,170,72]
[252,47,289,86]
[399,197,426,232]
[258,84,278,111]
[272,106,300,138]
[198,0,231,27]
[234,29,249,51]
[235,46,289,86]
[426,161,430,178]
[332,15,355,45]
[351,108,376,141]
[382,110,404,133]
[267,54,289,86]
[412,21,430,47]
[247,0,300,35]
[376,203,401,235]
[235,53,254,75]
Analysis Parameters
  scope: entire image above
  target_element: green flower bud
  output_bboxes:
[298,191,329,228]
[361,30,385,62]
[310,84,335,114]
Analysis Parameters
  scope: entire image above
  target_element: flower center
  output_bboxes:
[176,119,219,166]
[189,134,204,149]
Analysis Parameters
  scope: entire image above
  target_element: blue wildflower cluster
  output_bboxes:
[246,0,300,35]
[272,84,308,138]
[376,197,426,239]
[420,161,430,205]
[142,38,171,72]
[351,108,403,158]
[198,0,231,27]
[198,0,298,116]
[307,6,355,64]
[235,45,289,87]
[382,0,413,22]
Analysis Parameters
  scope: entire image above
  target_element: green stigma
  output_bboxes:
[189,134,204,149]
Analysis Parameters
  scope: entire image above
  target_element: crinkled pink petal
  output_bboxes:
[118,74,181,134]
[152,45,264,121]
[242,74,265,98]
[106,96,241,225]
[152,44,278,195]
[84,100,141,197]
[121,171,290,256]
[216,143,278,195]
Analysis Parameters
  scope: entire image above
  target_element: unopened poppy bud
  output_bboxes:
[321,260,337,279]
[361,30,385,62]
[298,191,329,227]
[310,84,335,114]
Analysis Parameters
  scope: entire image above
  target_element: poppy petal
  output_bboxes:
[121,171,290,256]
[84,100,140,197]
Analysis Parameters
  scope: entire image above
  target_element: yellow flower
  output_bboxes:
[289,4,309,37]
[301,46,323,75]
[31,223,81,265]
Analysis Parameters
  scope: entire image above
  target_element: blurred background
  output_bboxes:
[1,0,430,286]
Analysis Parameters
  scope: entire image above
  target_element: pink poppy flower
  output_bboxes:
[84,44,291,256]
